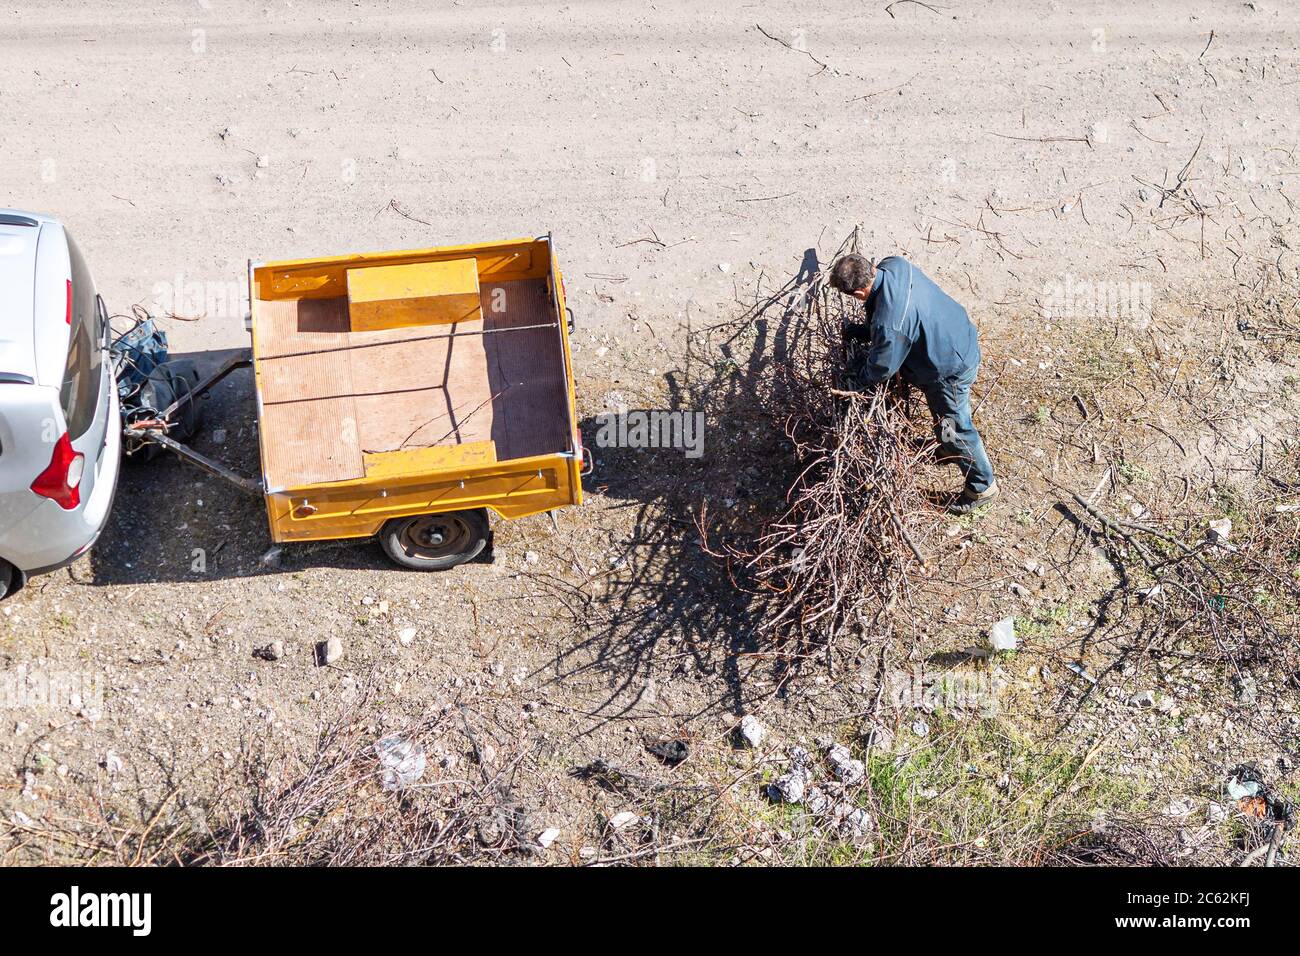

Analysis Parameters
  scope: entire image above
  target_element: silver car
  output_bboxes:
[0,209,121,597]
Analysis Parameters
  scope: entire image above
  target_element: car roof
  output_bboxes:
[0,208,71,387]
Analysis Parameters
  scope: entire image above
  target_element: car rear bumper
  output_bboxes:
[1,394,121,574]
[3,479,117,573]
[19,487,115,574]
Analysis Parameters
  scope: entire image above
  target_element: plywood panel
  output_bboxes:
[259,347,354,404]
[255,296,363,489]
[253,273,570,491]
[260,398,363,488]
[355,387,495,453]
[255,297,350,358]
[347,327,495,453]
[481,279,571,460]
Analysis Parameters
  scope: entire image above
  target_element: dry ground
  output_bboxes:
[1,1,1299,864]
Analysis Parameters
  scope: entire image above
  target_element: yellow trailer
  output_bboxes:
[125,235,585,570]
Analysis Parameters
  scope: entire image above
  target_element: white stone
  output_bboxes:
[827,743,865,786]
[837,805,873,838]
[769,770,808,804]
[739,714,766,748]
[319,637,344,665]
[805,786,832,814]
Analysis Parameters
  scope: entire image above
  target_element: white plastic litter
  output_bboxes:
[1226,775,1262,801]
[1206,518,1232,544]
[609,811,640,830]
[989,616,1017,652]
[374,735,427,791]
[1067,662,1098,684]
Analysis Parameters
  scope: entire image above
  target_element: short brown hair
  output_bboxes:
[829,254,874,294]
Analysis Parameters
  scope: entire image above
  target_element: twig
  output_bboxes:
[992,131,1093,149]
[754,23,831,74]
[1199,30,1215,61]
[884,0,946,17]
[738,193,796,203]
[386,198,433,226]
[849,73,919,101]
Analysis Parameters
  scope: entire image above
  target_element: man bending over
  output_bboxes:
[829,253,997,515]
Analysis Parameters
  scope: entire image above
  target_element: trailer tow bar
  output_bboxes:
[133,428,264,496]
[122,351,264,497]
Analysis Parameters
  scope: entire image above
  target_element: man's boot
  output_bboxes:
[948,479,999,515]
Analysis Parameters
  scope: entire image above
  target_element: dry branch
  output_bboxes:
[718,231,938,659]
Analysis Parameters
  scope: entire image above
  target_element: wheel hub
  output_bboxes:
[401,516,466,559]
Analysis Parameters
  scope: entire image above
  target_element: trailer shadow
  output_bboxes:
[84,348,392,586]
[531,249,825,728]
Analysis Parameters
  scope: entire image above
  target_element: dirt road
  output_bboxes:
[5,0,1296,348]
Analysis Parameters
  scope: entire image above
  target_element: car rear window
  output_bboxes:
[61,232,102,440]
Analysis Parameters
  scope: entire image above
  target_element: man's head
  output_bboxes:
[829,254,876,301]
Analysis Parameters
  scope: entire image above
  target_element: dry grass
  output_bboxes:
[188,698,540,865]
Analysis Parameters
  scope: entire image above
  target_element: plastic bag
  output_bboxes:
[374,735,427,791]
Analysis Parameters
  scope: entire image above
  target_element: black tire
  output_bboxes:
[134,360,203,459]
[162,360,204,441]
[380,509,490,571]
[0,560,13,600]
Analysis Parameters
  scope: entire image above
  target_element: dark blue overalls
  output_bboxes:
[848,256,994,494]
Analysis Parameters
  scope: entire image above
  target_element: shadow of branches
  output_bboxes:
[533,232,940,726]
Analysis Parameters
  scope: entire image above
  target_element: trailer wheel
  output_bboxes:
[380,509,490,571]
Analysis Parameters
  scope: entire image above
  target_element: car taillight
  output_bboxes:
[31,432,84,510]
[65,279,72,324]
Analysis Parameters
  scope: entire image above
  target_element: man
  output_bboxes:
[829,253,997,515]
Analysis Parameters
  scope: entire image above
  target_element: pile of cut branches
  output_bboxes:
[720,232,939,658]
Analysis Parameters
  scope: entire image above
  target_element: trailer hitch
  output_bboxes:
[119,346,264,497]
